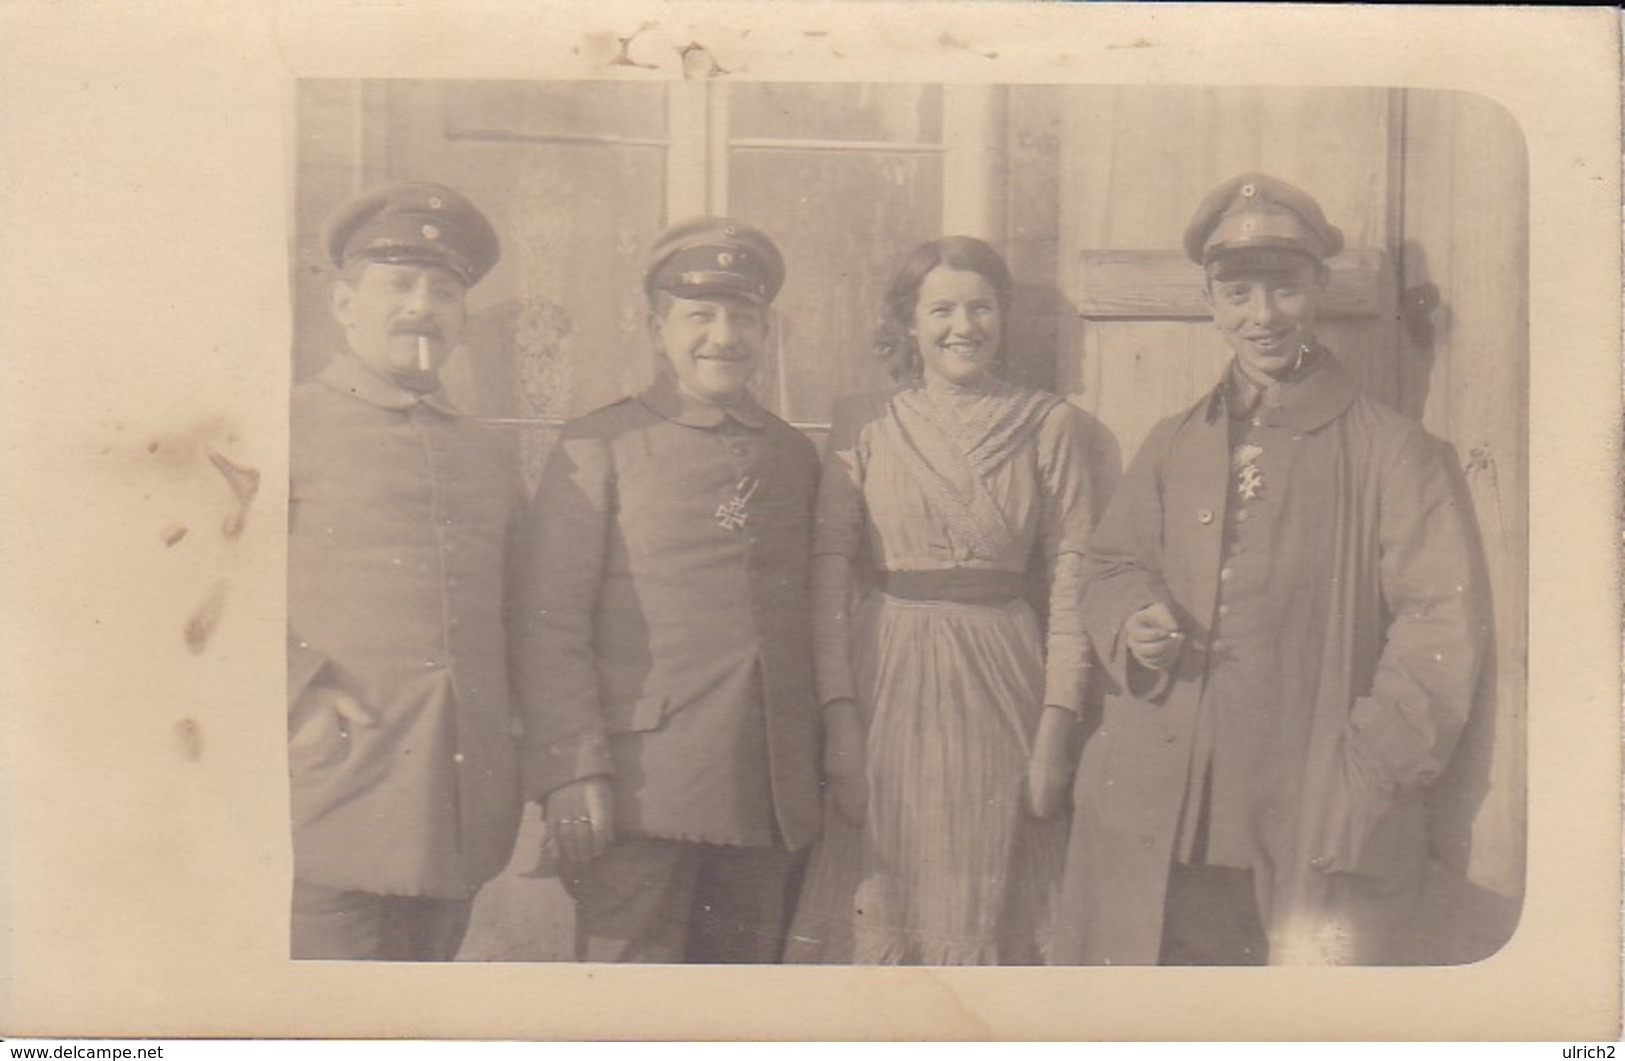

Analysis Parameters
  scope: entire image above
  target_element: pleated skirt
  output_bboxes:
[786,590,1067,965]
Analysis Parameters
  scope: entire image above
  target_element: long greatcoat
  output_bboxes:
[1055,353,1485,965]
[511,374,823,852]
[288,354,524,900]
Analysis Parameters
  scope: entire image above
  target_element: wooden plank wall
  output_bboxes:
[1003,86,1126,511]
[1056,86,1400,464]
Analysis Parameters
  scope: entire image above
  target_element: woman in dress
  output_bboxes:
[786,236,1095,965]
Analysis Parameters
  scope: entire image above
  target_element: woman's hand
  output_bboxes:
[1026,705,1078,818]
[822,698,869,827]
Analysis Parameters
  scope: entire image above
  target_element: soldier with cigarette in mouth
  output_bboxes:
[286,182,523,960]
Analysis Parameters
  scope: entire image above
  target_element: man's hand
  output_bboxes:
[1125,602,1185,671]
[544,777,616,876]
[289,685,376,752]
[822,698,869,827]
[1026,705,1076,818]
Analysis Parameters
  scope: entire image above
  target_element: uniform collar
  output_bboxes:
[637,372,771,429]
[1207,345,1360,432]
[316,353,459,415]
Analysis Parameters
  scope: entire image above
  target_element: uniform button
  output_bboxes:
[1236,509,1251,524]
[1220,567,1233,581]
[424,659,439,669]
[453,753,465,764]
[1218,603,1230,617]
[1197,508,1215,525]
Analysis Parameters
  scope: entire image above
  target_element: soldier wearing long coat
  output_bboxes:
[1055,174,1486,966]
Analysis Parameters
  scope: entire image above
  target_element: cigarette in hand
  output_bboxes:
[417,335,431,372]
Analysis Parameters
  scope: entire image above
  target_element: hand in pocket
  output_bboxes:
[289,684,374,760]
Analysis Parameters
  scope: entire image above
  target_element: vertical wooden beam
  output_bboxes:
[665,81,708,222]
[1382,86,1408,409]
[705,81,730,216]
[1003,85,1064,394]
[942,84,1006,243]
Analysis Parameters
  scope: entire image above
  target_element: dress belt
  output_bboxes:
[879,568,1027,605]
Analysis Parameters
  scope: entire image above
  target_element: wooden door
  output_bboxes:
[1058,86,1403,463]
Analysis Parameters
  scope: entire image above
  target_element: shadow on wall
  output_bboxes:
[1420,433,1525,965]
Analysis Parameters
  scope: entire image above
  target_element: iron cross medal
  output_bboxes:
[716,476,762,531]
[1233,443,1265,501]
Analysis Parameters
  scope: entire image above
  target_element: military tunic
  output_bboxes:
[288,353,524,900]
[512,374,822,852]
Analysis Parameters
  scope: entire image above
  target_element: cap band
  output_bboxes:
[650,243,774,302]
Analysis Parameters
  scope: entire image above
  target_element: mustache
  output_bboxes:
[392,323,444,339]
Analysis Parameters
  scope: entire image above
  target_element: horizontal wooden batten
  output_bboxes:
[728,137,945,154]
[443,129,670,149]
[1077,248,1392,320]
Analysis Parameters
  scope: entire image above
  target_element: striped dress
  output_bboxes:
[786,376,1095,965]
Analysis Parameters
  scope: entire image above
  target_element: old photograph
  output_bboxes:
[288,79,1526,968]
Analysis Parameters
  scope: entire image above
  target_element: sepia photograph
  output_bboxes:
[2,0,1619,1042]
[289,79,1526,969]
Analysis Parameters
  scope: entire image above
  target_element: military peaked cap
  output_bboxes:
[1183,172,1344,266]
[645,216,786,305]
[323,181,501,287]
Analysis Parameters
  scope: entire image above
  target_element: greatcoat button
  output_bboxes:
[1197,508,1215,525]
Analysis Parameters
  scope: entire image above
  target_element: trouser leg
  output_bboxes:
[1157,863,1269,966]
[377,895,474,961]
[566,838,699,963]
[686,844,801,964]
[292,880,472,961]
[291,879,384,959]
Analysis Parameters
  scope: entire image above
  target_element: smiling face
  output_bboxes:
[651,292,769,405]
[911,266,1003,388]
[1205,252,1327,380]
[331,261,468,392]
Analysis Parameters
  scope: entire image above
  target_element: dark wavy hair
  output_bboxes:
[875,235,1014,382]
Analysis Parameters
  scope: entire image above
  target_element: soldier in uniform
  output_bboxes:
[512,217,822,963]
[1055,174,1486,966]
[287,182,523,960]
